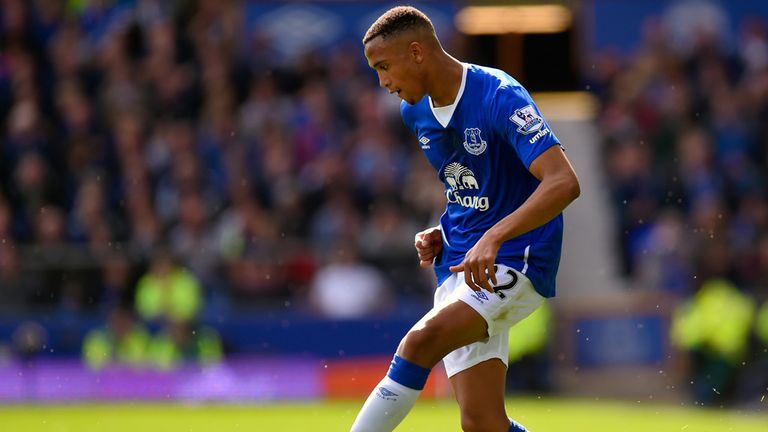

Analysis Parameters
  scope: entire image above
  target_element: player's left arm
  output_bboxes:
[449,146,580,292]
[488,145,580,243]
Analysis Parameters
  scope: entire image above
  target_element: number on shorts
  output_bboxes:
[491,265,518,299]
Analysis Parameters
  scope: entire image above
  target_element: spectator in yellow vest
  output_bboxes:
[508,302,551,363]
[146,320,223,370]
[506,302,552,393]
[756,300,768,347]
[82,307,151,370]
[671,279,756,403]
[135,249,202,324]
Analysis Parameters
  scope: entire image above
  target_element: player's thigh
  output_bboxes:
[397,298,489,363]
[450,358,509,431]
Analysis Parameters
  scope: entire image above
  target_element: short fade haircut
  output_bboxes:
[363,6,435,44]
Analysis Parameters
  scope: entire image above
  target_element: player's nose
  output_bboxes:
[377,72,390,89]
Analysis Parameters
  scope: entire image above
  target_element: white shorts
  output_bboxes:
[435,264,545,378]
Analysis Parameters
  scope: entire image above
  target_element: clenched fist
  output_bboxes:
[414,227,443,268]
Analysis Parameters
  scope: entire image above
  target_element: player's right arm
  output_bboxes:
[414,226,442,268]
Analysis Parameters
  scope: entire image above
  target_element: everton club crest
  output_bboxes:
[463,127,487,155]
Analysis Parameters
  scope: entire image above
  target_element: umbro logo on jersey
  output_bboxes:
[528,127,550,144]
[419,135,430,149]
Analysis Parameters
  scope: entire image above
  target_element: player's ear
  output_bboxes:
[408,41,424,64]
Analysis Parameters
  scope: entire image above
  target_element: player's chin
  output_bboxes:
[400,93,418,105]
[401,90,426,105]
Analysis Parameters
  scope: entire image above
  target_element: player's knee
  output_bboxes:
[460,410,510,432]
[401,327,436,353]
[400,326,444,366]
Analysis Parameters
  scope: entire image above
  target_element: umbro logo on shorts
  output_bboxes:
[470,266,519,303]
[470,290,489,304]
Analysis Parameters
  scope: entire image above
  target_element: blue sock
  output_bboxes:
[386,354,431,390]
[509,418,528,431]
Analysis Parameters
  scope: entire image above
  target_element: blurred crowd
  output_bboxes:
[0,0,445,339]
[590,7,768,405]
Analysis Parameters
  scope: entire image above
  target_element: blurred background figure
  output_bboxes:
[145,320,222,370]
[308,241,392,319]
[506,302,552,394]
[134,248,202,326]
[82,306,150,370]
[671,279,756,403]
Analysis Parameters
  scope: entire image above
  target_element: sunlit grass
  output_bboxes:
[1,397,766,431]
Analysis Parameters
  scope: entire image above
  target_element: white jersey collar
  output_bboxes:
[429,62,468,128]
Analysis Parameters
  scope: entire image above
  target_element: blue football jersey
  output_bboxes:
[401,63,563,298]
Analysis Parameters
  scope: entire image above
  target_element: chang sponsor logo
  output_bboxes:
[447,193,489,211]
[443,162,489,211]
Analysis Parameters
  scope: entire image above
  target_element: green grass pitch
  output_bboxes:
[1,397,766,431]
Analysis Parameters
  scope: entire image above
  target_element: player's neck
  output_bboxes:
[427,54,464,107]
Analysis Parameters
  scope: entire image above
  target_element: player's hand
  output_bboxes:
[449,234,501,292]
[414,227,443,268]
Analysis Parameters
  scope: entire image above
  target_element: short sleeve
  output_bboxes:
[493,86,561,169]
